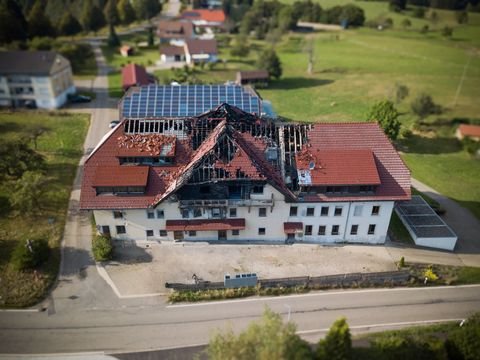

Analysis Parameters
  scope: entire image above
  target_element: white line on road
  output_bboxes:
[296,318,465,335]
[166,284,480,308]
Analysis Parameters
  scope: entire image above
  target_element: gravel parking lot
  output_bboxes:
[104,242,397,296]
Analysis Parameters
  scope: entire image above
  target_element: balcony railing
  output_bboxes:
[179,197,274,208]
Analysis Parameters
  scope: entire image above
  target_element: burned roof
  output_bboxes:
[80,106,411,210]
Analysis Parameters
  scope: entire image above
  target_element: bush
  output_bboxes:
[399,256,405,268]
[446,313,480,360]
[462,138,480,156]
[11,238,50,271]
[424,267,439,282]
[412,7,425,18]
[92,235,113,261]
[442,26,453,37]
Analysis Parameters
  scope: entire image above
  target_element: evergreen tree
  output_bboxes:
[58,12,82,37]
[257,48,282,79]
[27,0,56,38]
[0,0,28,43]
[107,23,121,46]
[117,0,136,25]
[80,0,94,32]
[104,0,119,25]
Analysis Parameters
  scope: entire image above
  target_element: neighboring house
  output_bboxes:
[456,124,480,141]
[181,9,226,30]
[80,104,411,245]
[120,85,262,118]
[160,45,186,63]
[120,45,134,57]
[0,51,75,109]
[121,64,155,91]
[236,70,270,87]
[157,20,194,46]
[184,39,218,64]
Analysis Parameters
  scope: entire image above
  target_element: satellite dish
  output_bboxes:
[309,161,315,170]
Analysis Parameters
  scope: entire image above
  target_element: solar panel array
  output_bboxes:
[121,85,261,118]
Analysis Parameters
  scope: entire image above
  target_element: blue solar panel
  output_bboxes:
[121,85,261,118]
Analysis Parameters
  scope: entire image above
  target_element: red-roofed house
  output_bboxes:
[456,124,480,141]
[181,9,226,29]
[81,103,410,244]
[121,64,155,91]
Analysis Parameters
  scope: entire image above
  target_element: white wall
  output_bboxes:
[93,185,394,245]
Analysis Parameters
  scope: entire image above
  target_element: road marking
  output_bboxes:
[0,308,40,313]
[297,318,465,335]
[166,284,480,308]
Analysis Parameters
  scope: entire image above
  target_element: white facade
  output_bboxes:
[93,184,394,245]
[0,66,75,109]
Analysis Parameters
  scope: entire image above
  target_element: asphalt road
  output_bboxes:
[0,285,479,354]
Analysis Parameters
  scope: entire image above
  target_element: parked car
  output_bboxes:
[68,94,91,103]
[109,120,120,128]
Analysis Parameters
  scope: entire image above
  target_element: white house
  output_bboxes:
[80,104,411,245]
[184,39,218,64]
[0,51,75,109]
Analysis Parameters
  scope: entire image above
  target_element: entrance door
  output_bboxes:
[218,230,227,241]
[286,233,295,244]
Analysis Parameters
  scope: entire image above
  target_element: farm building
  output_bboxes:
[121,64,155,91]
[236,70,270,86]
[456,124,480,141]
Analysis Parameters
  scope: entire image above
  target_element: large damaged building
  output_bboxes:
[80,102,411,244]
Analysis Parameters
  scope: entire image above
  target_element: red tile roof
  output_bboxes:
[122,64,150,91]
[93,166,149,187]
[181,9,226,23]
[166,219,245,231]
[283,222,303,234]
[296,149,381,186]
[458,124,480,138]
[300,123,410,201]
[116,134,176,157]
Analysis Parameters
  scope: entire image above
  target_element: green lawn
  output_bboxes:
[0,111,89,308]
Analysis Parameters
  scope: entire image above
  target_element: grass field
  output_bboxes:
[0,111,89,307]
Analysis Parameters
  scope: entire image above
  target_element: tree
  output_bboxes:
[133,0,162,21]
[411,93,442,118]
[340,4,365,27]
[107,23,121,46]
[442,25,453,37]
[317,317,352,360]
[367,100,401,140]
[389,0,407,12]
[230,35,250,57]
[81,0,106,33]
[208,308,312,360]
[394,83,409,103]
[0,139,45,181]
[117,0,136,25]
[11,238,50,271]
[92,235,113,261]
[257,48,282,79]
[277,5,296,32]
[430,10,439,25]
[27,0,56,38]
[412,6,425,18]
[11,170,50,212]
[29,125,49,150]
[104,0,119,26]
[456,10,468,24]
[401,18,412,29]
[0,0,28,43]
[58,12,82,37]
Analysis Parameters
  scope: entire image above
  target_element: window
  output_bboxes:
[258,228,266,235]
[188,231,197,237]
[332,225,339,235]
[368,224,376,235]
[174,231,184,240]
[193,208,202,218]
[147,210,155,219]
[318,225,326,235]
[232,229,240,236]
[334,207,343,216]
[372,206,380,216]
[157,210,165,218]
[289,206,298,217]
[306,207,315,216]
[350,225,358,235]
[354,205,363,217]
[229,208,237,217]
[146,230,154,237]
[113,211,123,219]
[182,209,189,218]
[259,207,267,217]
[252,185,264,194]
[116,225,126,234]
[305,225,313,235]
[212,208,221,218]
[321,206,329,216]
[159,230,167,237]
